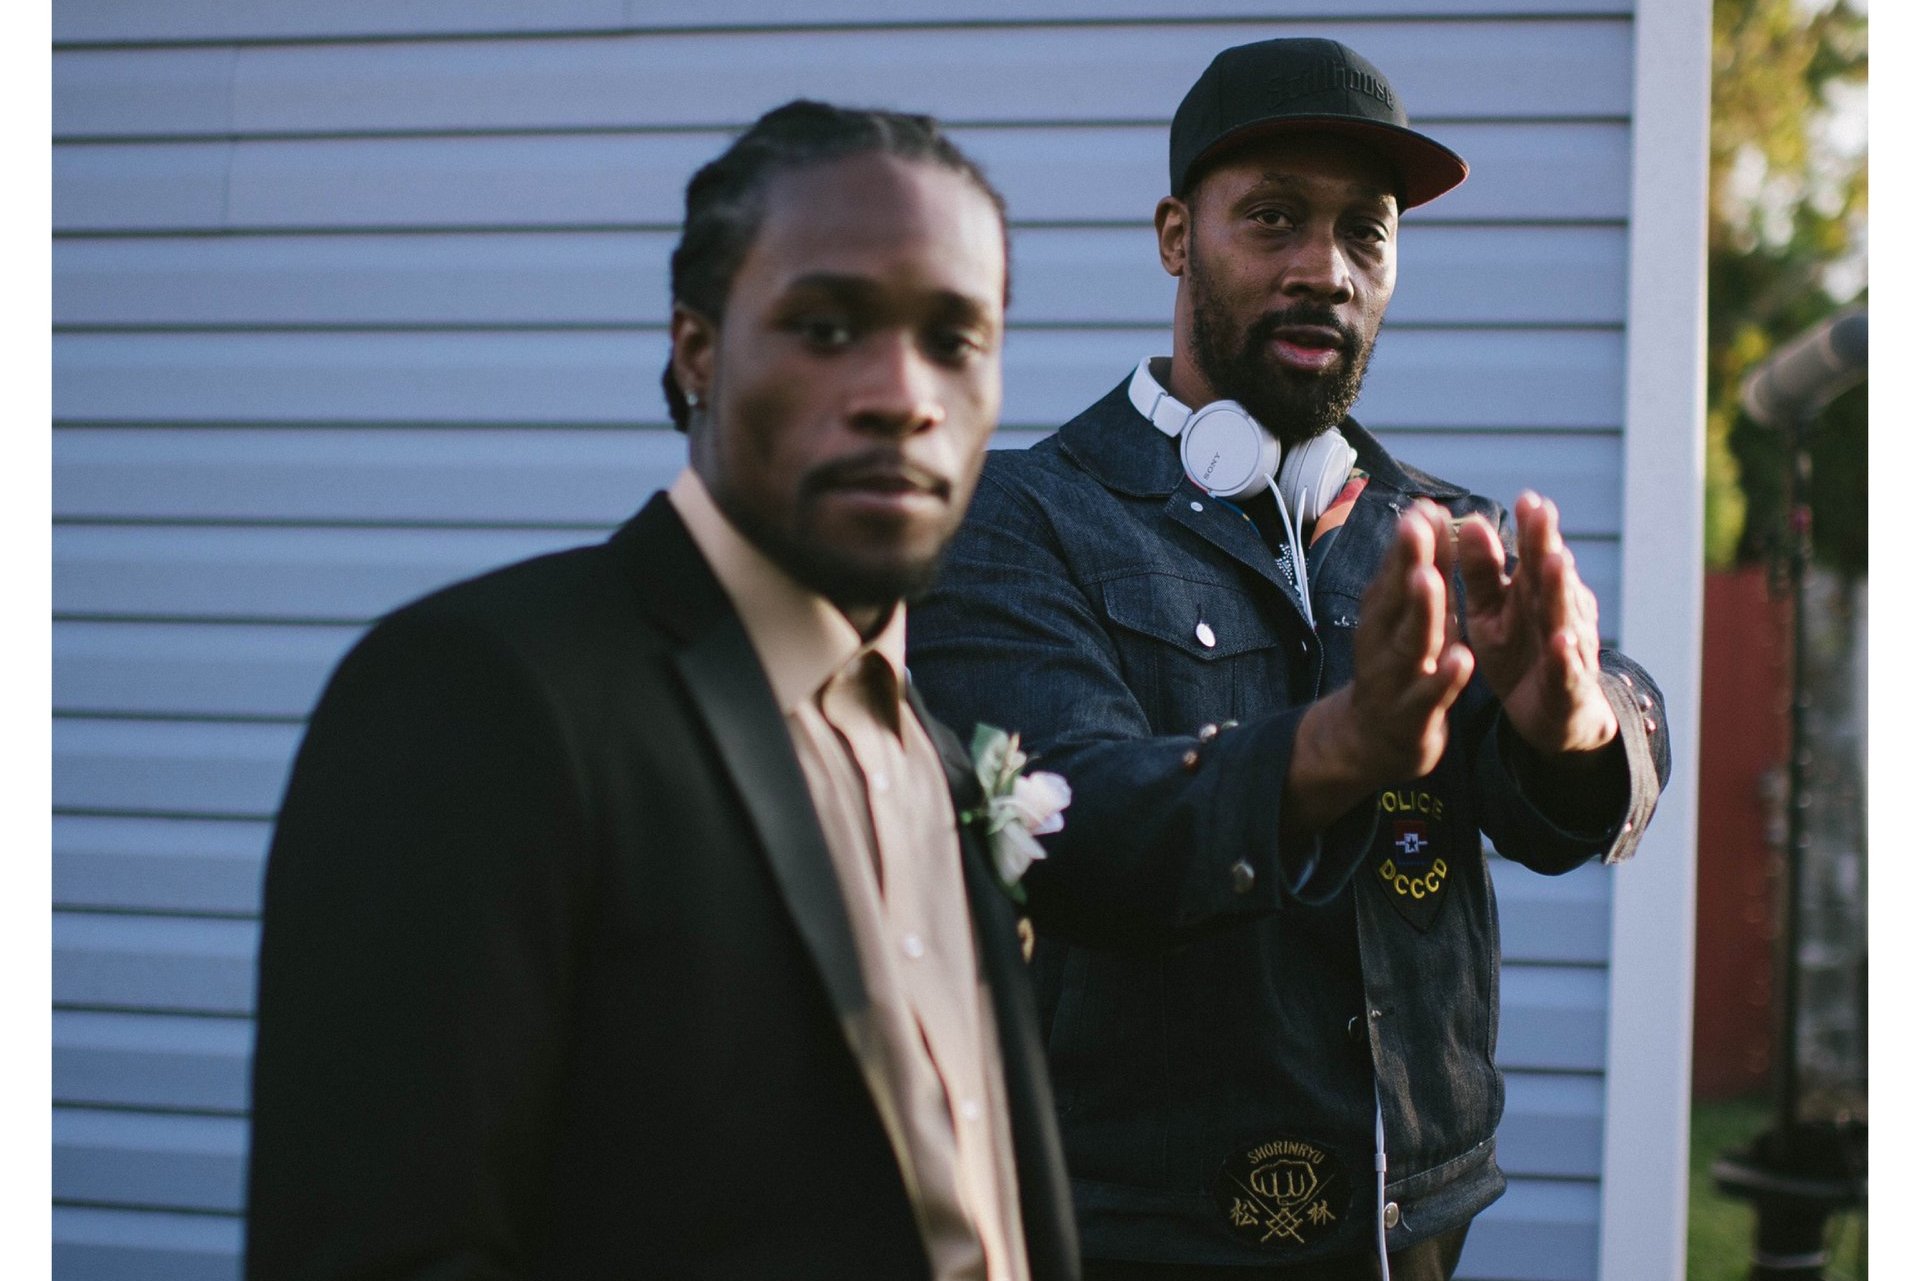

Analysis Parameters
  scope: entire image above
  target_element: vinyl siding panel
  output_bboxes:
[53,428,1623,534]
[52,1207,243,1281]
[55,2,1634,47]
[53,327,1626,430]
[54,225,1630,326]
[51,7,1649,1279]
[54,22,1631,138]
[50,523,1623,629]
[55,123,1631,231]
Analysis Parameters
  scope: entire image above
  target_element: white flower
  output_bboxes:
[965,724,1071,901]
[1006,770,1072,837]
[987,819,1048,889]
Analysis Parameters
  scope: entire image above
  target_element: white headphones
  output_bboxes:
[1129,357,1358,623]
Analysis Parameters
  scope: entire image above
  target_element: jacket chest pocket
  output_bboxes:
[1099,572,1293,732]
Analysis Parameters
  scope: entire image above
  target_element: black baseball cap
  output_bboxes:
[1169,38,1468,209]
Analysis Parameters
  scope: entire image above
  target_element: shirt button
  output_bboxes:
[1197,723,1220,742]
[1189,500,1205,513]
[1383,1201,1401,1229]
[959,1098,982,1122]
[901,933,925,960]
[1638,693,1653,711]
[1195,622,1217,649]
[1230,860,1256,894]
[1181,749,1202,773]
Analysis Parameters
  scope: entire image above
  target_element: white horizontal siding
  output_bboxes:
[50,990,1604,1119]
[50,906,1603,1046]
[52,1206,241,1281]
[53,525,605,622]
[1456,1180,1603,1281]
[53,225,1629,326]
[52,328,1626,430]
[55,1,1634,47]
[50,524,1623,627]
[54,21,1630,139]
[54,717,305,816]
[52,427,1624,532]
[51,10,1652,1281]
[55,122,1631,232]
[54,1011,256,1113]
[53,1114,1602,1229]
[50,805,1611,962]
[52,814,269,914]
[54,1108,249,1213]
[53,623,364,721]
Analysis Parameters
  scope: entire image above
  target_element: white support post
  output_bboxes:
[1598,2,1712,1279]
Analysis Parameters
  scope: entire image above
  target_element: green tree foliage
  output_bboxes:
[1707,0,1867,573]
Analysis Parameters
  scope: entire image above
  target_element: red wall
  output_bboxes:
[1692,566,1791,1100]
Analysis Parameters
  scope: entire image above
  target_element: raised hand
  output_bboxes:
[1286,501,1476,832]
[1455,492,1619,759]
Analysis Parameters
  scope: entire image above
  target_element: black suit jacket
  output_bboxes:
[245,495,1078,1280]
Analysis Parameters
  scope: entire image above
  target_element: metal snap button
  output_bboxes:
[1195,622,1217,648]
[1189,500,1205,513]
[1197,723,1220,743]
[1383,1201,1401,1229]
[1229,860,1256,894]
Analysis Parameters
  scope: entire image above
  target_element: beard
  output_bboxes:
[1185,241,1376,449]
[711,453,958,622]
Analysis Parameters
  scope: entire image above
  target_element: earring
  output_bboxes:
[687,391,704,409]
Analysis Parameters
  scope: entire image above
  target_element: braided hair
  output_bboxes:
[662,99,1009,431]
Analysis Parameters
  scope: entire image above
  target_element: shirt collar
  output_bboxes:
[667,469,908,718]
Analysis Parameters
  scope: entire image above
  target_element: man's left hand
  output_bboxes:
[1456,491,1620,761]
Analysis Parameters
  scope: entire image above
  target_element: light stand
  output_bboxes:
[1709,309,1867,1281]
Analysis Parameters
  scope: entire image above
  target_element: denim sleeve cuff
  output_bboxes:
[1279,793,1383,905]
[1480,669,1663,866]
[1161,706,1382,922]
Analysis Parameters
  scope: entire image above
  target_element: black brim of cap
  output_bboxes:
[1182,116,1468,210]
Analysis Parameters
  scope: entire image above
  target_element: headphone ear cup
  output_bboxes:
[1180,402,1279,501]
[1275,431,1360,523]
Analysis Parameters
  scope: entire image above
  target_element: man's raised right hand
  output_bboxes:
[1282,500,1475,836]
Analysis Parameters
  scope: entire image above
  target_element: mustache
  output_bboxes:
[1247,304,1360,354]
[800,450,952,501]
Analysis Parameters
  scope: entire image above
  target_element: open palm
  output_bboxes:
[1455,493,1619,758]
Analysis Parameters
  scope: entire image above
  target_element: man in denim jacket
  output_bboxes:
[907,39,1670,1281]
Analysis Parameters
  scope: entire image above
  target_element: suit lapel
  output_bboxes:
[613,499,933,1204]
[670,617,868,1020]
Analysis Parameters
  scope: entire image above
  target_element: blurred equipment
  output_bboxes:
[1713,308,1867,1280]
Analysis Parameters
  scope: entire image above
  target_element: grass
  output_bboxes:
[1688,1096,1867,1280]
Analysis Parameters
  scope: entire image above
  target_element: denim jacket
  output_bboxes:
[907,375,1669,1266]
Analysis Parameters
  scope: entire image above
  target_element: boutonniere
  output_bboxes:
[959,724,1072,904]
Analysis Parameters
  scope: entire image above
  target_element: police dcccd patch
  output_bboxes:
[1372,785,1451,931]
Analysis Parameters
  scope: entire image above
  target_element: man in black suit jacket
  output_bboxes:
[245,101,1075,1280]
